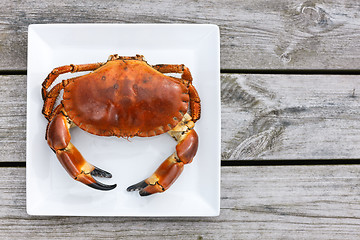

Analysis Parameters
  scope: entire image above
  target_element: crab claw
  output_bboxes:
[91,166,113,178]
[74,170,116,191]
[126,152,184,197]
[127,113,198,196]
[88,182,117,191]
[56,144,117,191]
[89,167,116,190]
[47,110,117,191]
[127,180,164,196]
[86,174,117,191]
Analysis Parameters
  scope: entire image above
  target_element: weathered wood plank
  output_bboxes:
[1,166,359,239]
[1,0,360,70]
[222,74,360,160]
[3,74,360,162]
[0,75,26,162]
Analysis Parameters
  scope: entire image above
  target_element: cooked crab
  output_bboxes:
[41,54,201,196]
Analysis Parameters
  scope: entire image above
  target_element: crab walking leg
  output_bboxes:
[46,108,116,191]
[42,82,65,121]
[151,64,194,86]
[41,62,104,100]
[151,64,185,74]
[152,64,193,81]
[127,113,198,196]
[188,84,201,122]
[177,66,201,123]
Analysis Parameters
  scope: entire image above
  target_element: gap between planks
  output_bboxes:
[2,160,360,168]
[221,69,360,75]
[2,69,360,75]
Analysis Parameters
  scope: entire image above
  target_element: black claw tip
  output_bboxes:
[139,190,151,196]
[91,167,112,178]
[126,180,148,192]
[88,182,117,191]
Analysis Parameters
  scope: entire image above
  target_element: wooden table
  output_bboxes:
[1,0,360,239]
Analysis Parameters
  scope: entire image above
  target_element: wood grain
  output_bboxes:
[2,0,360,238]
[222,74,360,160]
[0,75,26,162]
[1,166,359,239]
[3,74,360,162]
[1,0,360,70]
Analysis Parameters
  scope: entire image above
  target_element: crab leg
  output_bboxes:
[151,64,185,74]
[188,84,201,122]
[152,64,193,81]
[127,113,198,196]
[42,62,104,100]
[46,107,116,191]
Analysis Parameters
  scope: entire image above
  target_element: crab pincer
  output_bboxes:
[46,109,116,190]
[127,113,198,196]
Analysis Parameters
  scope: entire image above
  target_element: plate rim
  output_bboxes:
[26,23,221,217]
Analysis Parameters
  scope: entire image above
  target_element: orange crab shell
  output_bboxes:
[62,60,190,137]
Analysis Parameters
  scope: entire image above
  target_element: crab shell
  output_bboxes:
[63,60,189,137]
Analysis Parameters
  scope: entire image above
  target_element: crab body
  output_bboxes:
[41,55,201,196]
[63,60,189,138]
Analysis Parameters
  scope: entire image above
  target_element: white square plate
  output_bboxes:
[27,24,220,216]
